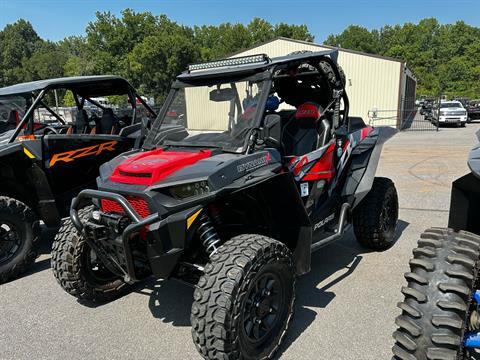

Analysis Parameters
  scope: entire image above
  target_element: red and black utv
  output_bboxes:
[0,76,165,283]
[52,51,399,359]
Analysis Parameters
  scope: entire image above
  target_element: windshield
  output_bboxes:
[0,96,26,134]
[145,78,268,153]
[440,102,462,108]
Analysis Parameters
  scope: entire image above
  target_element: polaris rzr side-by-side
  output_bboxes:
[52,51,399,359]
[392,132,480,360]
[0,76,162,283]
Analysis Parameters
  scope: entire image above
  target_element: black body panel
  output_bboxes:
[448,138,480,235]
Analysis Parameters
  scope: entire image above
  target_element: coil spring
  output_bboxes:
[197,214,221,256]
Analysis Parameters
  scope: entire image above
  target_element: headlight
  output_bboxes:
[169,181,210,199]
[440,111,447,116]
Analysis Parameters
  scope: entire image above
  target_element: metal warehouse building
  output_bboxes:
[230,37,416,128]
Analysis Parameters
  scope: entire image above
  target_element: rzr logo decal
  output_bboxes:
[49,140,118,167]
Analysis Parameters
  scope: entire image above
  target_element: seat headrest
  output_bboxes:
[103,108,114,116]
[7,110,18,125]
[295,102,322,121]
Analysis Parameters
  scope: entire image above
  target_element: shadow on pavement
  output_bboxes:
[132,219,410,355]
[91,220,409,349]
[276,220,408,357]
[141,278,194,327]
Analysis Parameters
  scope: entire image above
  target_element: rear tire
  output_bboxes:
[0,196,40,284]
[51,206,130,302]
[191,234,295,360]
[353,177,399,250]
[392,228,480,359]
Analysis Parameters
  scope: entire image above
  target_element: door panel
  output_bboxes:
[42,134,134,198]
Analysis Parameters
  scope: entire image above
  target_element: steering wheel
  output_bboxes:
[42,126,60,135]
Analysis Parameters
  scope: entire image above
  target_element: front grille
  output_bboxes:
[444,117,461,122]
[118,170,152,178]
[101,196,151,219]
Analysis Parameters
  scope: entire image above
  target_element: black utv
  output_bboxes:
[393,132,480,359]
[52,51,399,359]
[0,76,160,283]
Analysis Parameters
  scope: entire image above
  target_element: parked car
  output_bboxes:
[432,100,468,127]
[467,100,480,122]
[51,50,399,359]
[392,132,480,359]
[419,98,435,120]
[0,76,162,283]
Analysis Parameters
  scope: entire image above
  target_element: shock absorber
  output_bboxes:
[197,214,221,256]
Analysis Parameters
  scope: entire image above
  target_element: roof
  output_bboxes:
[228,37,406,64]
[0,75,133,98]
[177,49,339,82]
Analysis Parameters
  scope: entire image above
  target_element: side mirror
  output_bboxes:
[262,114,281,147]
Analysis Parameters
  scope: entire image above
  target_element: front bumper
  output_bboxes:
[438,115,467,123]
[71,189,200,282]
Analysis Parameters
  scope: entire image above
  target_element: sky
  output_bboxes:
[0,0,479,42]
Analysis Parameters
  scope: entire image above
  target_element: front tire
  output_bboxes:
[353,177,399,250]
[51,207,130,302]
[191,234,295,360]
[0,196,40,284]
[392,228,480,359]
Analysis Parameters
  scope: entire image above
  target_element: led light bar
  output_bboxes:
[188,54,270,72]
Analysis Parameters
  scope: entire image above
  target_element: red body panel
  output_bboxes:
[110,148,212,186]
[303,144,336,181]
[360,126,373,140]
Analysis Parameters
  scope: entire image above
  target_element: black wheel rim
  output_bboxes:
[242,272,284,343]
[380,192,397,235]
[82,245,119,285]
[0,222,21,265]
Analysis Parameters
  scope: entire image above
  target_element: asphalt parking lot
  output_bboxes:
[1,122,480,360]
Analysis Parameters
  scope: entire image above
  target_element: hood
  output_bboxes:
[109,148,212,186]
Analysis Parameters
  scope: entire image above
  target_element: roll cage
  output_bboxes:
[0,76,157,143]
[144,50,349,153]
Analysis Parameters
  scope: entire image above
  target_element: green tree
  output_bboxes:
[325,19,480,97]
[0,19,42,85]
[127,33,199,101]
[326,25,379,54]
[20,42,67,81]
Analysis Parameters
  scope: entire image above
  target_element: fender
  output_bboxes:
[0,149,60,226]
[231,171,312,275]
[26,163,61,226]
[448,139,480,235]
[342,126,397,208]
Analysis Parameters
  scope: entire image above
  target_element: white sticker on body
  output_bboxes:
[300,182,309,197]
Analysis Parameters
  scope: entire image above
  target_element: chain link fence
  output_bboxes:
[368,95,440,132]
